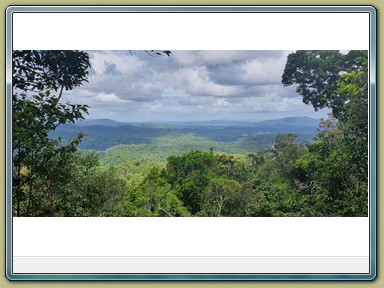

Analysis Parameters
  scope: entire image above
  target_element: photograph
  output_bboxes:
[12,49,369,217]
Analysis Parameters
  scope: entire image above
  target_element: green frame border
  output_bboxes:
[1,1,379,284]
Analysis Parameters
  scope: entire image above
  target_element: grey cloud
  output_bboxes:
[66,50,329,122]
[171,50,286,67]
[84,50,291,101]
[104,61,121,75]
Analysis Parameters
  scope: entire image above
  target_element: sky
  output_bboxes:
[64,50,331,122]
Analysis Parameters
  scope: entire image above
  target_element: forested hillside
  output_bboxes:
[50,116,318,150]
[12,50,369,217]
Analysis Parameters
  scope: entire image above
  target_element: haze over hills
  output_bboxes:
[161,116,321,127]
[74,118,123,127]
[51,116,321,151]
[75,116,320,128]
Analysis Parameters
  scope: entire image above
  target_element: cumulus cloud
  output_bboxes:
[93,92,129,103]
[65,50,330,122]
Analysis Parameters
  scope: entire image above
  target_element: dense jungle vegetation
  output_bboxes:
[12,50,369,217]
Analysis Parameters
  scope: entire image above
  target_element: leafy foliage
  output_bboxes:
[282,50,369,216]
[165,151,217,214]
[13,50,90,93]
[12,51,90,216]
[201,178,248,217]
[282,50,367,117]
[118,167,189,217]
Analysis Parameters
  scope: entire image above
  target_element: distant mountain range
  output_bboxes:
[75,116,320,128]
[51,117,321,151]
[259,116,321,127]
[74,118,123,127]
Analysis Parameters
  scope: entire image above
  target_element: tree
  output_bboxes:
[336,61,369,179]
[120,167,189,217]
[273,133,297,152]
[144,50,172,57]
[165,151,217,214]
[12,50,91,216]
[282,50,369,216]
[201,178,246,217]
[74,165,127,217]
[282,50,367,117]
[246,181,303,217]
[246,153,266,180]
[13,50,91,96]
